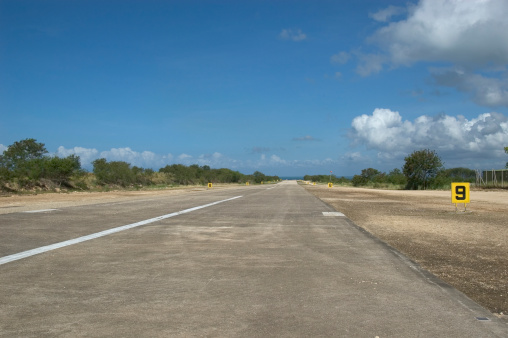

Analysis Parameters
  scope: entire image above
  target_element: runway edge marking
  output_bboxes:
[0,195,243,266]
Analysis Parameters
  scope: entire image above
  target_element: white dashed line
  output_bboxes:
[23,209,59,213]
[322,212,345,217]
[0,195,243,266]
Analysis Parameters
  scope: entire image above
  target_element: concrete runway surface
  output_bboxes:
[1,181,507,337]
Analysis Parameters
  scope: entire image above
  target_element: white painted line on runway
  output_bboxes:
[23,209,59,213]
[0,195,243,266]
[322,212,345,217]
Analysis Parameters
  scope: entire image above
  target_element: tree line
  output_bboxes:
[0,138,279,192]
[306,149,480,190]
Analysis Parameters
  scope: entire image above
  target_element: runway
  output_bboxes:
[1,181,506,336]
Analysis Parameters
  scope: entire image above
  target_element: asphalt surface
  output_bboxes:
[0,181,506,337]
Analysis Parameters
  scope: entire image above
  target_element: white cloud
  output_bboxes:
[349,108,508,167]
[369,5,406,22]
[279,28,307,42]
[341,152,368,162]
[330,51,350,64]
[349,0,508,107]
[0,144,7,153]
[56,146,174,170]
[270,154,287,165]
[369,0,508,68]
[56,146,99,167]
[99,147,169,168]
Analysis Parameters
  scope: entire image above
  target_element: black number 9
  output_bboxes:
[455,186,466,200]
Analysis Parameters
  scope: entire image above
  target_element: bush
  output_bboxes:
[351,175,368,187]
[93,158,135,186]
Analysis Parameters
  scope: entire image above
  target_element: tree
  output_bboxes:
[0,139,82,188]
[252,171,265,183]
[0,138,47,175]
[403,149,444,190]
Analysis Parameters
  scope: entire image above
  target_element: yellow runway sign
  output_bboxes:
[451,183,470,203]
[451,183,470,211]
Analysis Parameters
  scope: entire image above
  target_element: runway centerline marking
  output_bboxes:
[0,195,243,266]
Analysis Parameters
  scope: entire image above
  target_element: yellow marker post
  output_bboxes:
[328,183,333,188]
[208,183,213,188]
[313,182,316,185]
[246,182,250,186]
[451,182,470,212]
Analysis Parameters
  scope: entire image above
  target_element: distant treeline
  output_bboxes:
[305,167,476,189]
[0,138,279,192]
[305,149,479,190]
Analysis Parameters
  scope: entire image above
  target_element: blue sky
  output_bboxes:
[2,0,508,176]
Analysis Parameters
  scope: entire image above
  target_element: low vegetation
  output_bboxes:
[306,148,488,190]
[0,138,279,193]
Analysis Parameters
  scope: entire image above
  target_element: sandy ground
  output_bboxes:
[303,183,507,317]
[1,183,506,317]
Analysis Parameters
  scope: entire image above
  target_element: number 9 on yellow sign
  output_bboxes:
[451,183,470,204]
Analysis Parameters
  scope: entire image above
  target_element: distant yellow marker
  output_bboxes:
[328,183,333,188]
[208,183,213,188]
[246,182,250,186]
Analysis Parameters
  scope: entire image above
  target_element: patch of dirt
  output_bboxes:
[303,184,507,317]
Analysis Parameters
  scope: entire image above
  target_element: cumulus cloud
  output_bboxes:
[56,146,174,169]
[0,144,7,153]
[196,152,228,166]
[100,147,156,164]
[368,0,508,68]
[279,28,307,42]
[349,108,508,166]
[349,0,508,107]
[56,146,99,167]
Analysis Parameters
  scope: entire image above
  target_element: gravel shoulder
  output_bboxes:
[303,183,507,317]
